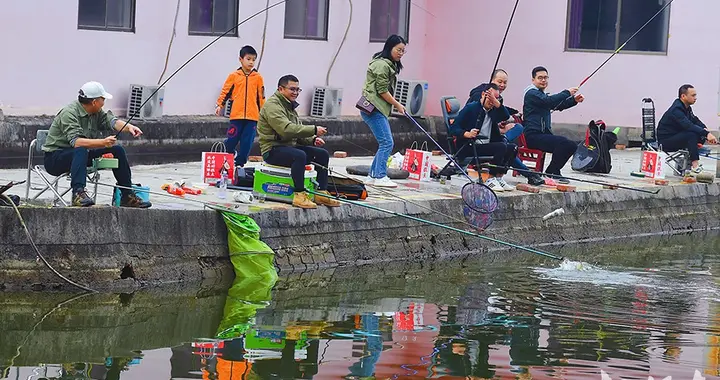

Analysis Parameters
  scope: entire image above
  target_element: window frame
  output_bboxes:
[77,0,136,33]
[564,0,671,56]
[188,0,239,37]
[283,0,331,41]
[369,0,411,43]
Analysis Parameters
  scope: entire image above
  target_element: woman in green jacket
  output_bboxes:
[360,34,407,188]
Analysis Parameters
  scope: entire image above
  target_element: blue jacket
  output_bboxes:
[449,101,510,147]
[657,98,707,141]
[522,86,578,135]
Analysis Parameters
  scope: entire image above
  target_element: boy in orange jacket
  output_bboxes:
[215,45,266,182]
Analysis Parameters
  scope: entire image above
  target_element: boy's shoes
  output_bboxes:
[72,189,95,207]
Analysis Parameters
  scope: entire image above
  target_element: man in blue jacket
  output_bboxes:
[522,66,584,183]
[450,83,517,192]
[657,84,717,175]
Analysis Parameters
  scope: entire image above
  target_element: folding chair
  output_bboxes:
[641,97,690,176]
[512,119,546,177]
[25,129,117,206]
[437,96,493,181]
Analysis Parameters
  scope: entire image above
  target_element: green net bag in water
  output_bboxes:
[220,211,278,281]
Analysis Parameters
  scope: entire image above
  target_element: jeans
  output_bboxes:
[361,110,394,179]
[525,133,577,175]
[44,146,132,195]
[460,142,517,175]
[503,124,534,177]
[224,119,257,167]
[658,131,703,161]
[265,145,329,192]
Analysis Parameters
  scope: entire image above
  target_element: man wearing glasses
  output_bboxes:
[522,66,585,183]
[256,74,340,209]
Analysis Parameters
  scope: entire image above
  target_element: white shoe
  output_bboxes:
[689,165,704,177]
[364,176,375,185]
[485,177,504,192]
[373,176,398,188]
[497,177,514,191]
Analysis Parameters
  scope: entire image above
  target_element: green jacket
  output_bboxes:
[362,57,398,117]
[43,100,117,152]
[257,91,318,156]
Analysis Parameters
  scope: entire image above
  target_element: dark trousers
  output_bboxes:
[265,145,329,192]
[44,146,132,194]
[224,119,257,167]
[658,131,703,161]
[525,133,577,175]
[460,142,517,175]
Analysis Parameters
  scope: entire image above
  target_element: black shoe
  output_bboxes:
[555,177,571,185]
[72,189,95,207]
[120,192,152,208]
[527,174,545,187]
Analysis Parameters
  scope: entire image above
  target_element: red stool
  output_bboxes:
[513,133,546,177]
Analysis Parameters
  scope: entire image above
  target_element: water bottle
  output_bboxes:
[218,173,228,199]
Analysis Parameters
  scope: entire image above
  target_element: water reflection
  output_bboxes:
[3,232,720,379]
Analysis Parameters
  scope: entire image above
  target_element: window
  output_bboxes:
[284,0,329,40]
[78,0,135,32]
[189,0,239,36]
[369,0,410,43]
[566,0,671,53]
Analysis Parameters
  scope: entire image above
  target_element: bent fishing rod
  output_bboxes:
[305,189,564,261]
[115,0,289,136]
[553,0,675,110]
[481,163,662,194]
[489,0,520,82]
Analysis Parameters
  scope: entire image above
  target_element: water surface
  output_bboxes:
[3,232,720,379]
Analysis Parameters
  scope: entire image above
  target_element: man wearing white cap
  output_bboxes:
[42,81,151,208]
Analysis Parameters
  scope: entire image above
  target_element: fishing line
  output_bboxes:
[489,0,520,82]
[1,192,96,292]
[115,0,289,136]
[305,188,564,261]
[482,163,661,194]
[552,0,675,111]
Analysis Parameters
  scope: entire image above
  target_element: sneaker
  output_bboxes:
[689,165,704,177]
[364,176,376,185]
[373,176,398,188]
[497,177,515,191]
[554,176,571,185]
[120,192,152,208]
[292,191,317,209]
[528,174,545,187]
[484,177,504,192]
[72,189,95,207]
[314,190,341,207]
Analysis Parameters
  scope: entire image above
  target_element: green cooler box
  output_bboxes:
[253,163,317,204]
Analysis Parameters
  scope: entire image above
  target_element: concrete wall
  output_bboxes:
[0,0,428,117]
[421,0,720,129]
[3,182,720,290]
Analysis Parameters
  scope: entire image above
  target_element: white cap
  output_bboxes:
[79,81,113,100]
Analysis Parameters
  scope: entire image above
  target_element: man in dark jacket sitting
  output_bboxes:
[657,84,717,176]
[450,83,517,192]
[522,66,584,183]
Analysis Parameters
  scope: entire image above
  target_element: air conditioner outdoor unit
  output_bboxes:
[310,86,343,118]
[392,79,428,118]
[127,84,164,120]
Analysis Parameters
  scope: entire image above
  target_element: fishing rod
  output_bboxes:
[481,163,662,194]
[489,0,520,82]
[305,188,564,261]
[115,0,289,136]
[553,0,675,110]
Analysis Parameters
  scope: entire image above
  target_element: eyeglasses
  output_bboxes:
[535,75,549,81]
[394,47,406,54]
[283,86,302,93]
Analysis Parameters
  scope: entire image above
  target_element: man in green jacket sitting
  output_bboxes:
[257,74,340,209]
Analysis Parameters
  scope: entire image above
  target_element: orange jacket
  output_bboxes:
[217,68,266,121]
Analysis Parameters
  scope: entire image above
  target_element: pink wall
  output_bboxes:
[0,0,427,117]
[421,0,720,129]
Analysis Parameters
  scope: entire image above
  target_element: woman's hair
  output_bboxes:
[373,34,406,73]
